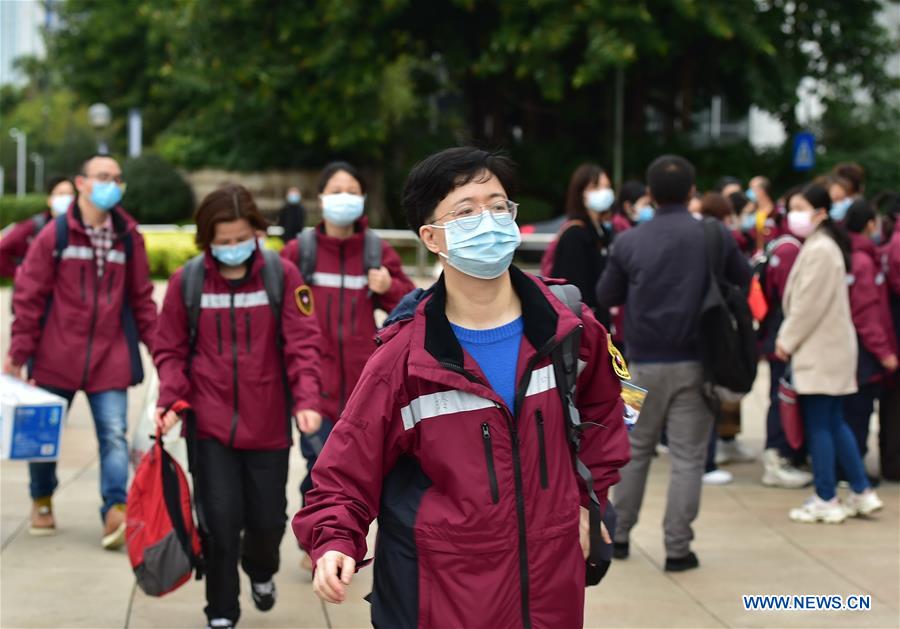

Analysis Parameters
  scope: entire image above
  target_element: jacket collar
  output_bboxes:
[419,265,566,372]
[657,204,688,216]
[315,216,370,245]
[202,247,266,286]
[849,231,878,260]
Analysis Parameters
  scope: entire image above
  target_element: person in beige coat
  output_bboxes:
[776,183,883,524]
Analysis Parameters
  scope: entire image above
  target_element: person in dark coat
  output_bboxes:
[277,186,307,242]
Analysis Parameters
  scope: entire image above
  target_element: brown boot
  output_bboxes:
[101,503,126,550]
[29,498,57,536]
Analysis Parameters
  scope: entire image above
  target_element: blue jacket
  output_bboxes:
[595,205,751,362]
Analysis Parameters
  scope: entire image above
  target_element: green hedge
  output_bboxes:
[0,195,47,229]
[122,154,195,224]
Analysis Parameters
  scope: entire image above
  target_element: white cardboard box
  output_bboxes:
[0,375,68,461]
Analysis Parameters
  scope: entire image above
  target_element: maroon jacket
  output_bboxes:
[294,267,631,629]
[280,219,415,420]
[153,251,323,451]
[0,211,51,278]
[10,205,158,392]
[885,228,900,297]
[761,235,802,358]
[849,232,897,383]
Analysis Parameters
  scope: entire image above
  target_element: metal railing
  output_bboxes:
[140,224,555,278]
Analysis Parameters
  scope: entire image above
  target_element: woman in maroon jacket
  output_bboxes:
[844,200,898,479]
[155,185,323,629]
[0,176,74,279]
[279,162,415,522]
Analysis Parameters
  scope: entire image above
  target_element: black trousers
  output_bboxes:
[196,439,289,623]
[880,378,900,481]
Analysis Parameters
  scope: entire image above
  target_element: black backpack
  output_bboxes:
[697,219,758,393]
[297,227,382,285]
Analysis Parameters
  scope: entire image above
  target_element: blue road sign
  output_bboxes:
[792,132,816,171]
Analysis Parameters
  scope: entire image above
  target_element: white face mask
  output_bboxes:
[585,188,615,213]
[321,193,365,227]
[50,194,74,216]
[787,210,815,238]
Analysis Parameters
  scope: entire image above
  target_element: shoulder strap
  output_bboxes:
[298,228,317,284]
[260,249,285,339]
[363,229,383,272]
[702,218,726,283]
[181,254,206,359]
[548,283,583,318]
[53,215,68,262]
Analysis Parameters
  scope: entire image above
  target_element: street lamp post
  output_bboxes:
[30,153,45,193]
[8,128,27,198]
[88,103,112,154]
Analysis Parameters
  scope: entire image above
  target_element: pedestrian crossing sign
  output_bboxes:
[792,132,816,171]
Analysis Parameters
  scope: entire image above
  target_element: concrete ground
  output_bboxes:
[1,283,898,629]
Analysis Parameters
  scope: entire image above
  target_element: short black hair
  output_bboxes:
[80,153,118,174]
[844,199,875,234]
[402,147,517,232]
[317,161,367,195]
[801,183,831,212]
[646,155,696,206]
[728,191,750,213]
[715,176,741,193]
[46,176,71,194]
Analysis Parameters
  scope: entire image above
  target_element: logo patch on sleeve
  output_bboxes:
[294,285,314,316]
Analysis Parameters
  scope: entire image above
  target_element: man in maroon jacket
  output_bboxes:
[293,147,630,628]
[3,155,158,547]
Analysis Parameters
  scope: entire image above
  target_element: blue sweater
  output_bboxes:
[451,317,523,411]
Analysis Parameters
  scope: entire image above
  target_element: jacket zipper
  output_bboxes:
[228,292,240,446]
[245,311,251,353]
[215,313,223,354]
[80,263,100,389]
[535,409,549,489]
[481,423,500,504]
[350,294,358,336]
[337,243,347,409]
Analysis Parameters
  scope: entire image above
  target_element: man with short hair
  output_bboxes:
[293,146,630,628]
[597,155,751,571]
[4,154,159,548]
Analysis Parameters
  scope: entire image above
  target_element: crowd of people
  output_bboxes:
[0,148,896,628]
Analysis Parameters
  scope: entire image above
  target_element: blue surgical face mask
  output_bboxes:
[89,181,123,212]
[830,198,852,222]
[321,193,365,227]
[636,206,654,223]
[586,188,615,213]
[287,192,301,204]
[745,188,757,203]
[50,194,73,217]
[211,238,257,267]
[602,220,614,232]
[742,213,757,231]
[435,212,522,280]
[872,232,884,246]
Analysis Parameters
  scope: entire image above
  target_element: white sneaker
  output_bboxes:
[789,495,846,524]
[207,619,234,629]
[843,489,884,517]
[761,449,813,489]
[703,469,734,485]
[716,439,756,465]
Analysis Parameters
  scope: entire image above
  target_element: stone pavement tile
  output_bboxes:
[584,550,724,628]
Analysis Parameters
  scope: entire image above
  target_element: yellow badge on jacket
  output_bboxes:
[608,335,630,380]
[295,285,314,316]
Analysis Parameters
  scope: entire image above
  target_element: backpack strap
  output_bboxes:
[260,249,285,344]
[702,218,726,284]
[181,254,206,363]
[297,228,317,285]
[53,214,68,263]
[362,229,383,273]
[546,282,607,572]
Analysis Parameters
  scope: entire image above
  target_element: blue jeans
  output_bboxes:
[298,418,334,507]
[799,394,869,501]
[29,387,129,521]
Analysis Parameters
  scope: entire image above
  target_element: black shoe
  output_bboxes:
[612,542,629,560]
[250,580,277,612]
[665,552,699,572]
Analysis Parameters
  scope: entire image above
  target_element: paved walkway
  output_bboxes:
[1,285,898,628]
